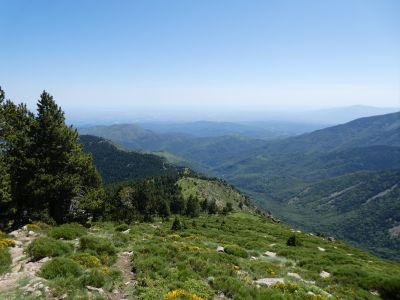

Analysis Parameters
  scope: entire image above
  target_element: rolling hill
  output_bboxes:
[78,112,400,260]
[79,135,179,183]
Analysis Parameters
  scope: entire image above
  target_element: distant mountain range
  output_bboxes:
[71,105,398,126]
[138,120,326,139]
[78,111,400,260]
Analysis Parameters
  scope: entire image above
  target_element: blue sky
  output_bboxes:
[0,0,399,116]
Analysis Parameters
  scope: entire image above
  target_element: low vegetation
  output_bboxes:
[0,248,11,275]
[48,223,87,240]
[27,237,73,261]
[5,212,399,299]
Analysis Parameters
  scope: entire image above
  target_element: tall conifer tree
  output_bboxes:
[0,87,35,227]
[32,91,102,223]
[0,88,12,228]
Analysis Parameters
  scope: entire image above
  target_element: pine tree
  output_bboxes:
[171,216,182,231]
[208,201,218,214]
[222,202,233,215]
[200,198,208,212]
[158,199,171,219]
[170,194,186,214]
[32,91,102,223]
[0,88,35,226]
[0,88,11,217]
[185,195,200,218]
[0,156,11,229]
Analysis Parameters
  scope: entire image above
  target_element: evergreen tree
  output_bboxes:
[0,88,35,226]
[0,156,11,229]
[222,202,233,215]
[0,88,11,223]
[158,199,171,219]
[208,201,218,214]
[31,91,103,223]
[185,195,200,218]
[170,194,186,214]
[200,198,208,212]
[171,216,182,231]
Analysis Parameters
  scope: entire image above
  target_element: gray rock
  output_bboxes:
[320,271,330,278]
[253,278,284,287]
[263,251,277,257]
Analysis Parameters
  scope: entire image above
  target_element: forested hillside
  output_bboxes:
[79,135,178,183]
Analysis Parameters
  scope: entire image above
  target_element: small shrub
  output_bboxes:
[224,245,248,258]
[0,239,16,248]
[171,217,183,231]
[286,235,301,247]
[169,234,181,241]
[40,257,82,279]
[115,223,130,232]
[27,237,72,260]
[48,223,86,240]
[378,278,400,300]
[182,278,214,299]
[164,288,204,300]
[80,268,107,288]
[70,252,101,268]
[79,236,116,256]
[112,232,130,247]
[0,248,11,274]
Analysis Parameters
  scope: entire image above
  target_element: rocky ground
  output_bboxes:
[0,226,51,298]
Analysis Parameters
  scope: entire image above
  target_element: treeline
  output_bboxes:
[103,176,233,223]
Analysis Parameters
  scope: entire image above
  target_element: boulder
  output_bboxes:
[217,246,224,253]
[263,251,277,257]
[319,271,330,278]
[287,272,302,280]
[253,278,284,287]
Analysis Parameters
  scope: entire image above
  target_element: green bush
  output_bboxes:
[27,237,72,260]
[79,269,107,288]
[286,235,301,247]
[48,223,87,240]
[70,252,101,268]
[171,217,183,231]
[0,248,11,274]
[112,232,130,247]
[378,278,400,300]
[224,245,248,258]
[115,224,130,232]
[40,257,82,279]
[79,235,116,256]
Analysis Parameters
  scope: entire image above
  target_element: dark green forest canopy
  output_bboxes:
[79,135,179,183]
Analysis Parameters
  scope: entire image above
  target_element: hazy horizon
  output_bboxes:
[68,105,398,127]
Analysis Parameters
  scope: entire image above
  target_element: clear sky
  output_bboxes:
[1,0,399,117]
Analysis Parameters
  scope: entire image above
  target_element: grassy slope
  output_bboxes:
[177,177,255,212]
[4,213,400,299]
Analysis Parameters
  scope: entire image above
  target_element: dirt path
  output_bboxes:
[108,251,136,300]
[0,227,49,295]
